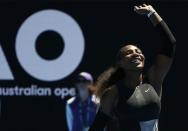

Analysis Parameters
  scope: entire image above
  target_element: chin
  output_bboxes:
[135,65,144,70]
[134,67,143,71]
[128,66,143,72]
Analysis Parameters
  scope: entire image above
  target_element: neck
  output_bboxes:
[123,70,143,89]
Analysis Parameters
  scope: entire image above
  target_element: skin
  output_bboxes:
[134,4,162,26]
[119,45,145,71]
[100,4,174,116]
[118,45,145,89]
[76,82,91,102]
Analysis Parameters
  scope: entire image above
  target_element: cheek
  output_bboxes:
[141,54,145,60]
[142,57,145,65]
[142,61,145,67]
[122,56,131,63]
[119,58,130,68]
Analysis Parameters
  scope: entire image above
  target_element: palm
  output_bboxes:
[134,4,155,15]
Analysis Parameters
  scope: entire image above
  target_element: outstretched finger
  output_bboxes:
[143,4,147,7]
[134,6,139,11]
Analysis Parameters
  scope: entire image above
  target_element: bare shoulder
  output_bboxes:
[100,86,118,116]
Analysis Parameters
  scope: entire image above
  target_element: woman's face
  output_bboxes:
[118,45,145,71]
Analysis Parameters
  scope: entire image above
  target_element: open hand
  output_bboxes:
[134,4,156,16]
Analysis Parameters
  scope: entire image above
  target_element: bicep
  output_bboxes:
[147,54,173,94]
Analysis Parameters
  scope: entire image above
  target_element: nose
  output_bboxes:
[132,51,140,57]
[132,51,143,60]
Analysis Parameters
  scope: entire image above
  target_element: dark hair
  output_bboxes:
[94,66,124,98]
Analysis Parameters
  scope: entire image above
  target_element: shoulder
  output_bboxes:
[100,86,118,115]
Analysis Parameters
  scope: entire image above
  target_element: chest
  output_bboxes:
[116,83,161,121]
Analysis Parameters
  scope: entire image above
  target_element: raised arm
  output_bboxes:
[134,4,176,96]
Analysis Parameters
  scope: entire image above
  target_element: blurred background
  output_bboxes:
[0,0,187,131]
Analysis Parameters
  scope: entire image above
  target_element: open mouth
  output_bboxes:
[131,57,142,63]
[131,59,141,63]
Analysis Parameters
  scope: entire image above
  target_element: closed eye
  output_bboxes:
[125,50,133,55]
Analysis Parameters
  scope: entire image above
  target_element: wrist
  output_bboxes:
[147,11,156,18]
[147,6,156,17]
[148,12,163,26]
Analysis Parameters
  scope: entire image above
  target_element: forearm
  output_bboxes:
[148,12,162,26]
[149,13,176,57]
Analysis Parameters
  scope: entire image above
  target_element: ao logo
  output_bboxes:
[0,9,85,81]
